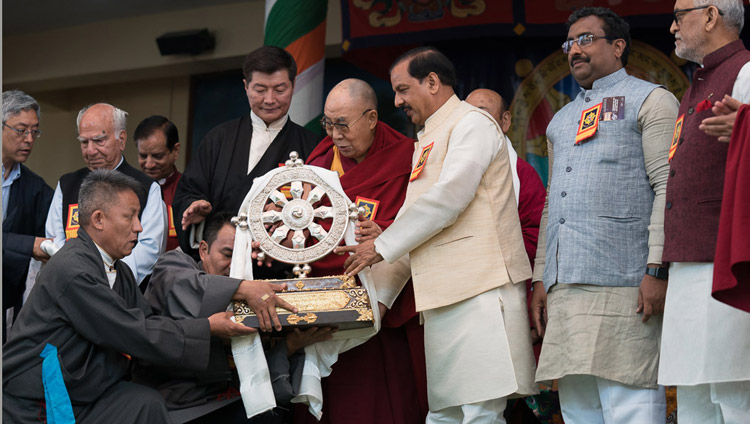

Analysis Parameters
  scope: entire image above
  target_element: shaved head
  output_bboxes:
[329,78,377,110]
[466,89,505,122]
[466,88,511,134]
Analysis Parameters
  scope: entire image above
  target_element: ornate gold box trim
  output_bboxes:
[233,275,374,331]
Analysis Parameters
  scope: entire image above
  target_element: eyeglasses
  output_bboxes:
[562,34,616,53]
[673,6,723,25]
[320,109,373,133]
[3,123,42,139]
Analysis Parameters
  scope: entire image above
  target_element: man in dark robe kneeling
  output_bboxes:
[3,169,254,423]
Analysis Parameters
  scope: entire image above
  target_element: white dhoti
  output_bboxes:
[422,283,537,413]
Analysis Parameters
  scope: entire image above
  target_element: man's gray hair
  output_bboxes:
[76,103,128,134]
[78,169,143,227]
[3,90,40,123]
[695,0,745,33]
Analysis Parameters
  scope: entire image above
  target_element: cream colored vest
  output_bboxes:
[405,97,531,311]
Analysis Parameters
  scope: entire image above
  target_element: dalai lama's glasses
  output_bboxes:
[320,109,373,133]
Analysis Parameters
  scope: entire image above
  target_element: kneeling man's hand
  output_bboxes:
[235,281,298,332]
[285,327,337,356]
[208,311,257,339]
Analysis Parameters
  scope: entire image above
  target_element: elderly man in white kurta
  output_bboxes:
[337,47,536,423]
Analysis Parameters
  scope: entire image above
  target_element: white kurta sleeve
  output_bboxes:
[374,111,502,262]
[122,181,166,284]
[45,182,66,249]
[732,62,750,103]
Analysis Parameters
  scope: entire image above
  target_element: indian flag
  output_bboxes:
[265,0,327,132]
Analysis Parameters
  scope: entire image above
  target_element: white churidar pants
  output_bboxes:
[425,398,508,424]
[558,375,666,424]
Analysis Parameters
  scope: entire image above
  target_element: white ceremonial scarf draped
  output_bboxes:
[229,165,381,419]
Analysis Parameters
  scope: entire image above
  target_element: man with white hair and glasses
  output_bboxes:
[45,103,167,287]
[659,0,750,422]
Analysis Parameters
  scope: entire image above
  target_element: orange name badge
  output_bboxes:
[65,204,80,240]
[167,205,177,237]
[669,114,685,162]
[410,142,434,182]
[354,196,380,221]
[575,102,603,144]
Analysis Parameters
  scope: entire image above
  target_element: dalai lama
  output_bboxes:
[296,78,428,423]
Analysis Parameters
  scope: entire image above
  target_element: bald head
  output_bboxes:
[466,88,511,134]
[329,78,377,110]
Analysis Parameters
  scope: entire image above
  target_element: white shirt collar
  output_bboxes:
[93,241,117,288]
[250,110,288,132]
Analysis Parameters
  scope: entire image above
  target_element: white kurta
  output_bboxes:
[374,102,536,410]
[658,262,750,385]
[424,283,536,411]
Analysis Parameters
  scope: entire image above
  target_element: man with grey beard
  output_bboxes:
[659,1,750,422]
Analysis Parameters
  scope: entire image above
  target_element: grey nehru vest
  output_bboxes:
[543,68,659,292]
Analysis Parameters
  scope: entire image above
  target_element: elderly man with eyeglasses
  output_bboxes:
[659,0,750,422]
[528,7,679,423]
[1,90,54,342]
[296,78,428,423]
[44,103,167,288]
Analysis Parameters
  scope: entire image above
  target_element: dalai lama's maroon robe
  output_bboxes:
[712,104,750,313]
[296,122,428,423]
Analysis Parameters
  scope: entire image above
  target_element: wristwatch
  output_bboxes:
[645,266,669,280]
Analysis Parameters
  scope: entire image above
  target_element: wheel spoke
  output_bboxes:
[292,230,306,249]
[271,225,290,243]
[269,190,288,207]
[290,181,304,199]
[308,222,328,241]
[314,206,333,219]
[262,210,282,224]
[307,186,326,204]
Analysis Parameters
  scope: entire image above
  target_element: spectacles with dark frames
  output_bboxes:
[3,123,42,139]
[562,34,617,54]
[673,5,723,25]
[320,109,373,133]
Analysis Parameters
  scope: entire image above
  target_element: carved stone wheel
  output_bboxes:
[241,152,360,277]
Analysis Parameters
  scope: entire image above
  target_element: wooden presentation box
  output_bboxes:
[233,275,374,331]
